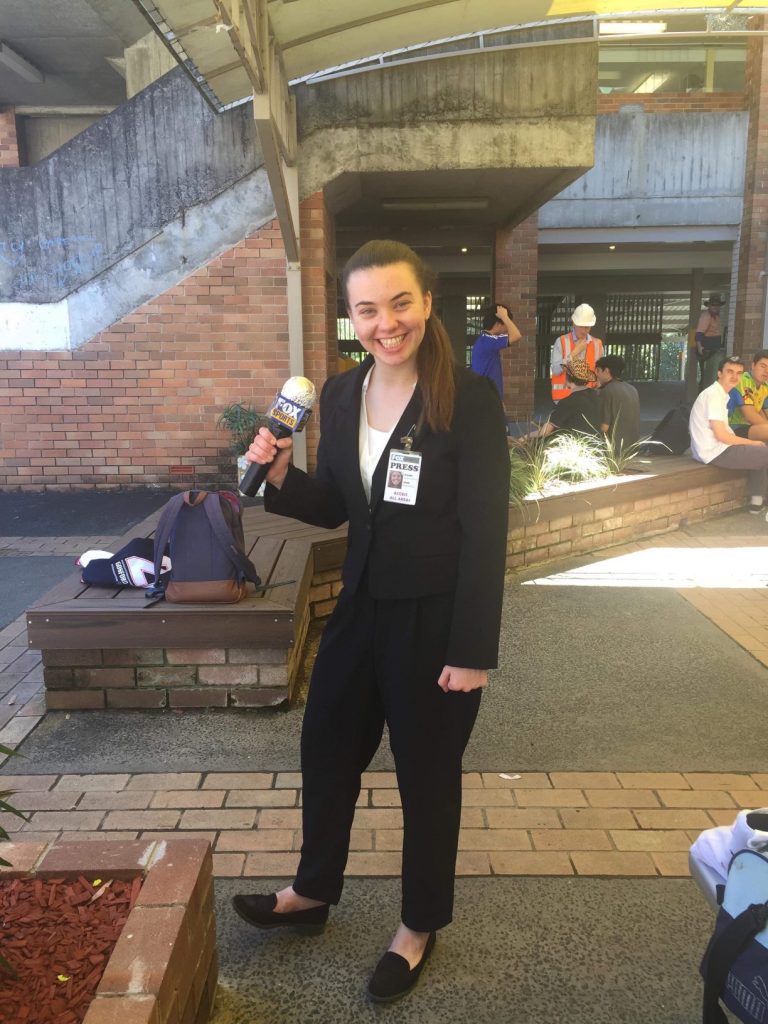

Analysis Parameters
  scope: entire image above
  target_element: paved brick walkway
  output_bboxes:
[2,769,765,881]
[2,519,768,881]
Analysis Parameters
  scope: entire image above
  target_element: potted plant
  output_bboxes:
[217,402,269,488]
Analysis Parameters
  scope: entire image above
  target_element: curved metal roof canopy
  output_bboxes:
[130,0,768,264]
[135,1,768,108]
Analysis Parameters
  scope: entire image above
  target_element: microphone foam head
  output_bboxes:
[282,376,316,410]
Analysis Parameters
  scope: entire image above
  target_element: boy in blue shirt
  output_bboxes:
[470,304,522,403]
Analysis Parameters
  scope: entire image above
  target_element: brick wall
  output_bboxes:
[42,645,293,710]
[0,191,335,489]
[495,214,538,423]
[597,92,747,114]
[0,107,19,167]
[734,23,768,357]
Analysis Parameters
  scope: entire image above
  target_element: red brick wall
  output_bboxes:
[0,107,19,167]
[734,24,768,358]
[495,214,537,423]
[597,92,747,114]
[0,192,335,489]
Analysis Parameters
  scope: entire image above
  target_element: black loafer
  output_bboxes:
[232,893,329,935]
[367,931,436,1003]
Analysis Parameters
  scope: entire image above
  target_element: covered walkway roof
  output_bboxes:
[135,1,768,107]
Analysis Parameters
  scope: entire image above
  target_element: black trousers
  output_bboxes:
[293,586,481,932]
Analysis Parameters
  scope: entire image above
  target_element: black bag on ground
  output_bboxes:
[641,405,691,455]
[149,490,261,603]
[700,848,768,1024]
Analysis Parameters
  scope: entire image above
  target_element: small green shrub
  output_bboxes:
[217,403,270,457]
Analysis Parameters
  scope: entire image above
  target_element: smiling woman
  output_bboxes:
[342,240,456,435]
[236,238,510,1003]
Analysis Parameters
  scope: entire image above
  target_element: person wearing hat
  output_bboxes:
[522,358,602,440]
[550,304,604,404]
[696,295,726,391]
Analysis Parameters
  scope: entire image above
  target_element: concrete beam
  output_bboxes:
[300,119,595,202]
[540,226,741,245]
[124,32,176,98]
[297,44,597,224]
[216,0,300,261]
[540,250,732,273]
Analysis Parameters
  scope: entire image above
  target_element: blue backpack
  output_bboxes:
[148,490,261,604]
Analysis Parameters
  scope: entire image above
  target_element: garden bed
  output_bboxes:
[504,455,748,571]
[1,875,141,1023]
[0,838,217,1024]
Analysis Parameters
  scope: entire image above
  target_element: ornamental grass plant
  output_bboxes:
[509,427,646,506]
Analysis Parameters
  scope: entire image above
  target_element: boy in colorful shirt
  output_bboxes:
[728,350,768,443]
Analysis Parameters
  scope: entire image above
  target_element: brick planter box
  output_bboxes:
[504,456,748,572]
[0,837,217,1024]
[305,455,750,608]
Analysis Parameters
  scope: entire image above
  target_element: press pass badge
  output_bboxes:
[384,449,422,505]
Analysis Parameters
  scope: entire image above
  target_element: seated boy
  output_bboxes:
[728,350,768,442]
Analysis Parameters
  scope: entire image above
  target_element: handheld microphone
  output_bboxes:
[239,376,316,497]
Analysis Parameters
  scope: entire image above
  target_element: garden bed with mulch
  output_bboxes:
[0,838,218,1024]
[0,875,142,1024]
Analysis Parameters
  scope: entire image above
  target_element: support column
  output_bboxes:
[685,268,704,404]
[734,21,768,357]
[495,214,538,424]
[0,107,20,167]
[285,164,307,472]
[299,191,337,470]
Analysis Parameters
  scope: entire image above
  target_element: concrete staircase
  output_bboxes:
[0,68,275,350]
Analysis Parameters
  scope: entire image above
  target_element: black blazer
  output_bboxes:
[265,357,510,668]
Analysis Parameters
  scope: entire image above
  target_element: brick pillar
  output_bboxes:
[0,107,20,167]
[734,22,768,357]
[299,191,337,469]
[494,213,538,423]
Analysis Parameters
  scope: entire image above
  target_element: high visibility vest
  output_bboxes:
[550,333,604,402]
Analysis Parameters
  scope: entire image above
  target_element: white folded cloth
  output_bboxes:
[690,809,768,886]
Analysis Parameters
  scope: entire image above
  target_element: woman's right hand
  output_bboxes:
[246,426,293,489]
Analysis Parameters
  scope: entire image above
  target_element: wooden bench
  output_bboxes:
[27,505,347,710]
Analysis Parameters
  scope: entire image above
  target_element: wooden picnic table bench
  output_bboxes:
[27,504,347,710]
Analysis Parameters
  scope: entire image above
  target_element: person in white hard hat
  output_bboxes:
[550,303,604,404]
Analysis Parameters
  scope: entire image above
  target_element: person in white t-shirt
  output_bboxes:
[689,355,768,514]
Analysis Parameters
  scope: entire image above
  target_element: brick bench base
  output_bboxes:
[42,644,292,710]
